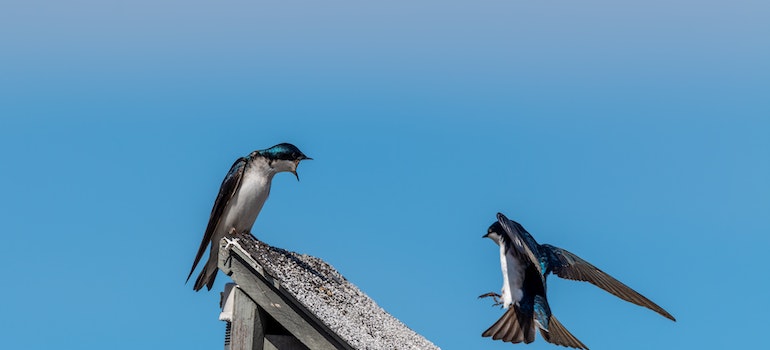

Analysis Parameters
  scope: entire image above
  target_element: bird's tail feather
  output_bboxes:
[193,257,218,291]
[482,306,535,343]
[539,315,589,349]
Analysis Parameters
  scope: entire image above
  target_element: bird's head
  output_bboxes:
[259,143,312,180]
[483,221,503,244]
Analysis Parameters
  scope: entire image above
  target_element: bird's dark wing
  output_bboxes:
[497,213,543,275]
[543,244,676,321]
[540,315,589,349]
[482,304,536,344]
[186,157,247,283]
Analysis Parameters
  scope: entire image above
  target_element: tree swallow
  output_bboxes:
[186,143,311,291]
[481,213,676,347]
[481,214,588,349]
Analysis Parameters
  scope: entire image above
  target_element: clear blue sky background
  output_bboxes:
[1,1,768,349]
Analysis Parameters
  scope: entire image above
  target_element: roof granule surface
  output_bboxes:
[234,232,440,350]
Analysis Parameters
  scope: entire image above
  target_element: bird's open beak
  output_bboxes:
[292,156,312,181]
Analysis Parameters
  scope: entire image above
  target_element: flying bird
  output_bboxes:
[481,213,676,347]
[481,215,588,349]
[186,143,311,291]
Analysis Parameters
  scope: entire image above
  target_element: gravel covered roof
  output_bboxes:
[230,231,440,350]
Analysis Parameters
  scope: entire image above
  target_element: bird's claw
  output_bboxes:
[478,292,502,299]
[478,292,503,307]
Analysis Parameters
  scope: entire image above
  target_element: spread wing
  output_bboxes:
[186,157,247,283]
[543,244,676,321]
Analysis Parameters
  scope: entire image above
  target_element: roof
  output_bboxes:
[218,231,441,350]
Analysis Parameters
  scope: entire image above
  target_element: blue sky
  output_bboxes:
[1,1,768,349]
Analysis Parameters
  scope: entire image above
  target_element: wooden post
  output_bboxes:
[230,287,265,350]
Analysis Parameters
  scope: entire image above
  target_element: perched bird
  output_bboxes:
[481,215,588,349]
[186,143,311,291]
[481,213,676,348]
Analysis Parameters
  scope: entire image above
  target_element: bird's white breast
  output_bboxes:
[219,164,273,235]
[500,243,525,308]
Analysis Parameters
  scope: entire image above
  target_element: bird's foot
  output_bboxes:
[478,292,501,299]
[478,292,503,307]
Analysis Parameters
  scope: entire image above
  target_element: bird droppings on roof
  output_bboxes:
[230,231,440,350]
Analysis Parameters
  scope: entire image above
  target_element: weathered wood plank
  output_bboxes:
[231,287,265,350]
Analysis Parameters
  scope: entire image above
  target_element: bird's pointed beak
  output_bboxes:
[292,156,311,181]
